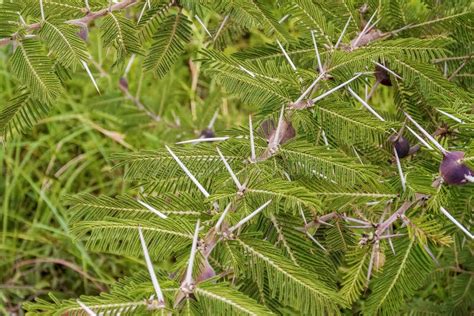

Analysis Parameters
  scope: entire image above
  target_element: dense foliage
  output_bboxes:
[0,0,473,315]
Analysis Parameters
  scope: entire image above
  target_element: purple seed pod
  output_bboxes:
[375,64,392,86]
[196,259,216,283]
[200,128,215,138]
[119,77,128,90]
[390,135,410,158]
[77,26,88,41]
[440,151,473,185]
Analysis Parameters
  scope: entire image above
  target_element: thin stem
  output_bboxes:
[165,146,210,198]
[138,226,165,306]
[137,199,168,219]
[229,200,272,233]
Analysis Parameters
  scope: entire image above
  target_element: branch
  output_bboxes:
[0,0,139,47]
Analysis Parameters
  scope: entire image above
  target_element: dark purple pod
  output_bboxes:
[390,135,410,158]
[375,64,392,86]
[200,128,215,138]
[77,26,88,41]
[440,151,473,185]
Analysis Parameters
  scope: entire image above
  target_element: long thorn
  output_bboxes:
[138,226,165,306]
[249,115,256,162]
[366,244,376,286]
[81,60,100,94]
[229,200,272,233]
[239,65,255,77]
[393,147,406,192]
[311,73,362,103]
[440,207,473,239]
[137,199,168,219]
[295,73,324,103]
[215,203,232,231]
[165,146,210,198]
[207,110,219,129]
[306,232,327,252]
[184,220,201,285]
[271,105,286,149]
[39,0,45,20]
[373,61,403,80]
[311,30,323,73]
[137,1,147,23]
[84,0,90,11]
[195,15,212,38]
[436,109,464,124]
[213,15,229,40]
[124,54,135,77]
[347,87,385,121]
[77,300,96,316]
[353,10,378,48]
[406,126,434,150]
[335,16,352,48]
[176,137,230,145]
[276,40,297,71]
[404,112,447,154]
[216,147,242,190]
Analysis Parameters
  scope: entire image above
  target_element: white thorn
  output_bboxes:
[195,15,212,38]
[406,126,434,150]
[184,219,201,285]
[276,40,297,71]
[146,0,151,9]
[312,73,362,103]
[347,87,385,121]
[165,146,210,198]
[81,60,100,94]
[77,300,96,316]
[137,199,168,219]
[335,16,352,49]
[229,200,272,233]
[214,15,229,40]
[295,73,324,103]
[423,244,439,266]
[215,203,232,231]
[249,115,256,162]
[373,61,403,80]
[17,13,27,26]
[387,230,396,255]
[216,147,242,190]
[271,105,285,149]
[353,10,378,48]
[239,65,255,77]
[84,0,90,11]
[176,137,230,145]
[393,147,406,192]
[321,130,329,147]
[299,205,308,225]
[138,226,165,306]
[39,0,45,21]
[278,14,290,24]
[440,207,473,239]
[366,244,376,285]
[465,174,474,183]
[436,109,464,124]
[207,110,219,129]
[343,216,370,225]
[404,112,447,154]
[306,232,327,252]
[124,54,135,77]
[311,30,323,73]
[137,1,147,23]
[443,62,448,77]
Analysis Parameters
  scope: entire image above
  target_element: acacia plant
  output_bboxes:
[0,0,473,315]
